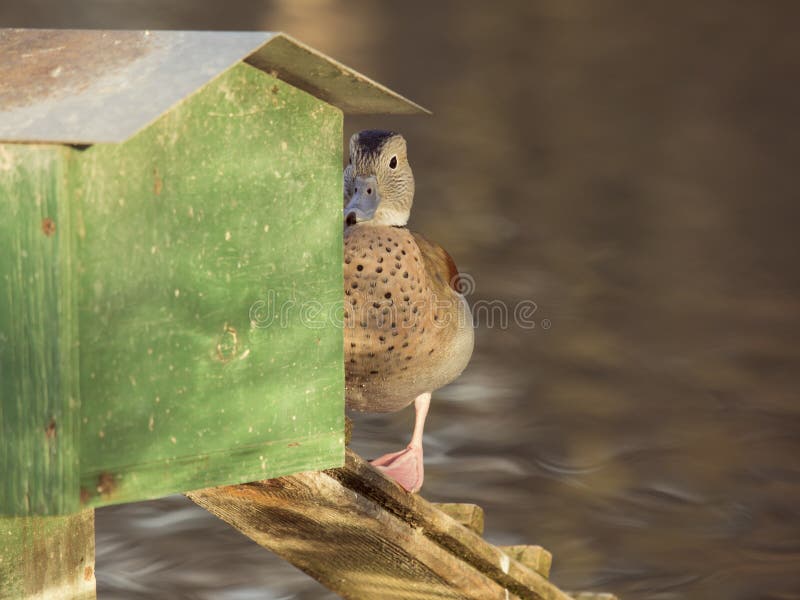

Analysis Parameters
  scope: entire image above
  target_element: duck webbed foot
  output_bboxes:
[371,444,424,493]
[369,392,431,493]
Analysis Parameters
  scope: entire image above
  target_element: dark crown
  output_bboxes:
[357,129,397,155]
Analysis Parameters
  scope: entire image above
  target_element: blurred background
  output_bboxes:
[3,2,800,598]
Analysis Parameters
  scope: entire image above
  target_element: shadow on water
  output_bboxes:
[3,1,798,598]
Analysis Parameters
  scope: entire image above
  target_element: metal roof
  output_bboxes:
[0,29,429,144]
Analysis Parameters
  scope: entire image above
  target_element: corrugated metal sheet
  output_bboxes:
[0,29,428,144]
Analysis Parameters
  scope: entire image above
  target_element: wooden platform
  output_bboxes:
[188,449,618,600]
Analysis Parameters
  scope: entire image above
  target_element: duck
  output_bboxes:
[343,129,474,493]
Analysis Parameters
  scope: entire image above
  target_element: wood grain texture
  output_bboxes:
[433,503,485,536]
[0,144,81,516]
[2,62,345,516]
[330,450,574,600]
[0,509,95,599]
[188,449,578,600]
[189,473,516,600]
[498,546,552,578]
[69,63,345,509]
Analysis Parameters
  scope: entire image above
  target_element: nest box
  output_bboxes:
[0,29,426,516]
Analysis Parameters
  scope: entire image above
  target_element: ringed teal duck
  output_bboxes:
[343,130,474,493]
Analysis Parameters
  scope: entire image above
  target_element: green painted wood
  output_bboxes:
[72,63,345,508]
[0,510,96,599]
[2,61,345,516]
[0,144,81,516]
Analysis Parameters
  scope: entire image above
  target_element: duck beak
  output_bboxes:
[344,175,380,225]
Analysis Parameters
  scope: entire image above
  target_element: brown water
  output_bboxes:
[5,2,799,598]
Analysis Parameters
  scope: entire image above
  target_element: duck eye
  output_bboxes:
[389,155,398,169]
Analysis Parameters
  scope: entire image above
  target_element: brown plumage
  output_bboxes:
[344,225,473,413]
[342,130,474,492]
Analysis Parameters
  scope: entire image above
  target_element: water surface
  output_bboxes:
[10,2,794,598]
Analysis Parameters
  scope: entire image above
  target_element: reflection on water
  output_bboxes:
[95,496,333,599]
[57,1,800,598]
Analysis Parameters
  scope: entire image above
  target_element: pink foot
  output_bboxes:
[370,445,424,493]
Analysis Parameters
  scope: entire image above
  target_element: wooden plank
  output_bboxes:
[498,546,552,578]
[71,63,345,509]
[188,450,577,600]
[0,144,81,516]
[0,509,95,599]
[330,450,574,600]
[188,473,520,600]
[433,503,484,535]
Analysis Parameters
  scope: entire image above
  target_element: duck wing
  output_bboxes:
[410,232,464,297]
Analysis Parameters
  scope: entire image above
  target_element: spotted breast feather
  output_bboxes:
[344,224,473,413]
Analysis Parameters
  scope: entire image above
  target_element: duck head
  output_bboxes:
[344,130,414,227]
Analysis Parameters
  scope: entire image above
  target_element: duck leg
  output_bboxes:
[370,392,431,493]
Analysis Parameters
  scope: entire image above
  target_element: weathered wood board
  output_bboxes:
[188,449,577,600]
[499,546,552,579]
[1,63,345,516]
[192,468,518,599]
[434,502,485,535]
[72,63,345,511]
[0,509,95,600]
[0,144,80,517]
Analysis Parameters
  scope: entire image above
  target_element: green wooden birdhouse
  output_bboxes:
[0,29,427,518]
